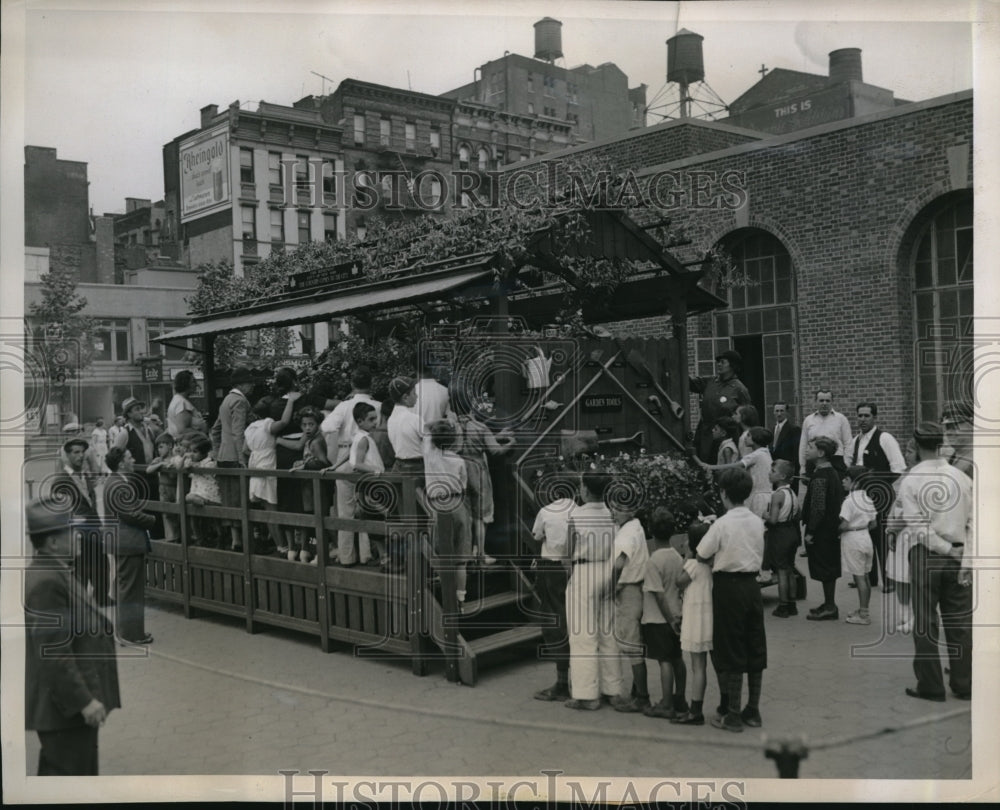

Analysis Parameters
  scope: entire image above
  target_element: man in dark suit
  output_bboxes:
[210,366,256,551]
[104,447,156,644]
[25,494,121,775]
[769,401,801,464]
[50,437,109,607]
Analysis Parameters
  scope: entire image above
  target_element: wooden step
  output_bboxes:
[462,590,523,614]
[467,624,542,656]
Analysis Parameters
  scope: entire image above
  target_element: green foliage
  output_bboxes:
[28,266,95,428]
[299,328,417,401]
[601,449,722,525]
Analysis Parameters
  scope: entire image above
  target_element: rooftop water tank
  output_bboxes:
[666,28,705,85]
[534,17,563,62]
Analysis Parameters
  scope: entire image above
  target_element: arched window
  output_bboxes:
[912,195,973,422]
[700,229,798,421]
[477,147,490,171]
[458,145,470,170]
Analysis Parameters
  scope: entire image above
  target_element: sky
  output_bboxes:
[10,0,982,216]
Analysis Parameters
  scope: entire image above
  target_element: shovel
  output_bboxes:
[624,348,685,420]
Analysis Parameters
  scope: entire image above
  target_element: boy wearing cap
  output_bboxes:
[25,495,121,774]
[210,367,255,551]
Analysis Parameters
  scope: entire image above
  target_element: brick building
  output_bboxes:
[508,90,974,441]
[442,18,646,141]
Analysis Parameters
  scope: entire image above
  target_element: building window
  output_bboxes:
[241,205,256,241]
[353,114,365,146]
[147,319,191,361]
[543,75,555,96]
[270,209,285,244]
[240,148,254,184]
[405,122,416,152]
[92,319,130,362]
[429,177,442,207]
[268,152,282,185]
[709,230,798,420]
[567,82,578,104]
[429,129,441,155]
[324,212,338,243]
[567,112,579,125]
[380,117,391,147]
[912,195,974,423]
[299,322,315,356]
[527,102,534,114]
[458,145,470,170]
[322,159,337,203]
[526,72,534,92]
[297,211,311,244]
[477,147,490,171]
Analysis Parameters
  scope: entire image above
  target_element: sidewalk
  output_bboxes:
[25,577,971,779]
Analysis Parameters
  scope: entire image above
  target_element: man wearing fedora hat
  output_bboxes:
[690,350,751,463]
[210,367,256,551]
[50,435,110,607]
[114,396,161,538]
[24,494,121,775]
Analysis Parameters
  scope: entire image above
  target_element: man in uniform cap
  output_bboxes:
[689,350,751,463]
[24,495,121,775]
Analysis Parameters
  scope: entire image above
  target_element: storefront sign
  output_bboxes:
[140,357,163,383]
[180,125,230,222]
[582,394,623,413]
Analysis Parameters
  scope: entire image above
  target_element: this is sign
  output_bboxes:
[140,357,163,383]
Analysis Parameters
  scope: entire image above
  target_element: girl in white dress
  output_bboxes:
[886,438,918,632]
[674,524,714,725]
[244,393,299,553]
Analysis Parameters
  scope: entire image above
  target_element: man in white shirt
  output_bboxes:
[847,401,907,590]
[897,422,973,702]
[798,389,852,479]
[413,362,453,430]
[321,366,379,566]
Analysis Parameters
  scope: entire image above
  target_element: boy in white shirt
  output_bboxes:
[610,504,651,713]
[839,466,878,625]
[530,479,578,701]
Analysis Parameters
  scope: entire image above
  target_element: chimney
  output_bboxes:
[829,48,863,84]
[94,216,116,284]
[200,104,219,128]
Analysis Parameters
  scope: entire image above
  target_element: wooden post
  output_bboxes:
[667,282,691,444]
[239,468,258,635]
[178,465,192,619]
[313,475,331,652]
[202,334,218,422]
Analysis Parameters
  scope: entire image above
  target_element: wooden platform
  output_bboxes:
[141,467,541,685]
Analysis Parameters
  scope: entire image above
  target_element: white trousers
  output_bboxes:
[566,560,623,700]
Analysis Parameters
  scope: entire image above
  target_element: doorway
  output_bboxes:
[733,334,766,421]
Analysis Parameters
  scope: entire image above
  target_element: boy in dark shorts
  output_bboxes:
[640,508,688,719]
[696,468,767,733]
[766,459,801,617]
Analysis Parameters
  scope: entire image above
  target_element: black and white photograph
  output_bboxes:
[1,0,997,804]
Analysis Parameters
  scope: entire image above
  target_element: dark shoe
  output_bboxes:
[642,702,676,719]
[905,687,946,703]
[564,698,602,711]
[740,707,763,727]
[772,604,792,618]
[951,691,971,701]
[785,603,798,616]
[710,714,744,733]
[672,697,690,715]
[670,711,705,725]
[599,694,618,706]
[882,584,896,594]
[612,695,651,713]
[806,606,839,621]
[121,633,154,645]
[808,604,826,615]
[534,684,571,702]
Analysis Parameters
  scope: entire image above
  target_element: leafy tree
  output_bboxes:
[27,265,94,432]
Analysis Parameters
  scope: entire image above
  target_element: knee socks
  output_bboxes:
[747,671,762,711]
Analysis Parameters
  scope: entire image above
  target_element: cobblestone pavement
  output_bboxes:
[22,577,972,784]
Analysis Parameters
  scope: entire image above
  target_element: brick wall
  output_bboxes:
[536,93,973,441]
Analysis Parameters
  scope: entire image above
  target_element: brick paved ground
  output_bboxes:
[21,576,972,787]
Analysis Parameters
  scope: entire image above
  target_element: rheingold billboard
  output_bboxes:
[179,125,230,222]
